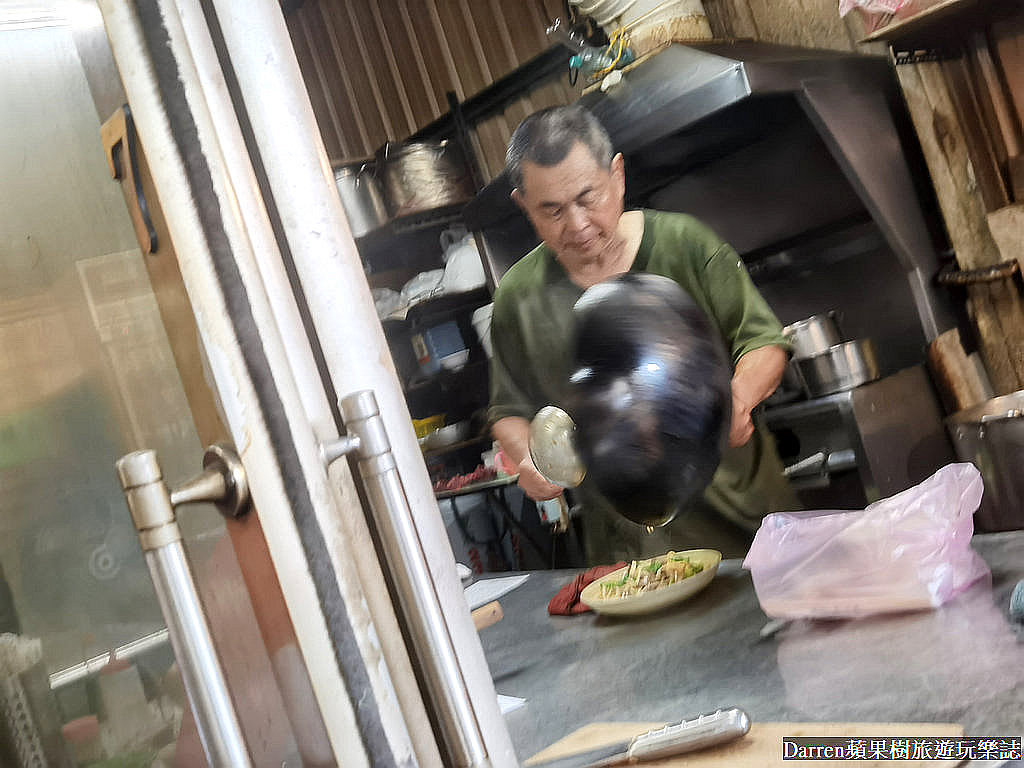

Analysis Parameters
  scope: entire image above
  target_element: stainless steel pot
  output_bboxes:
[783,312,842,359]
[946,391,1024,532]
[377,140,475,218]
[333,163,388,237]
[794,339,880,397]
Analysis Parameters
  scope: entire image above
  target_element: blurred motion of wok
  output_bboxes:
[567,273,731,527]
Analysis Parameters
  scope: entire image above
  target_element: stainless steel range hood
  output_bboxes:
[578,41,887,152]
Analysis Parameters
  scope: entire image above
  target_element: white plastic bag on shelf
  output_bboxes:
[839,0,906,17]
[743,463,990,619]
[440,233,486,294]
[399,269,444,308]
[371,288,402,319]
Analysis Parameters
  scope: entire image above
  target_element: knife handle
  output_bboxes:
[627,707,751,761]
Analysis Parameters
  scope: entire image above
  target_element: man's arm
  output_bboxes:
[492,416,564,501]
[729,344,787,448]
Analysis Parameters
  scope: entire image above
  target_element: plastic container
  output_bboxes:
[569,45,635,79]
[413,414,446,439]
[471,303,494,359]
[411,320,468,376]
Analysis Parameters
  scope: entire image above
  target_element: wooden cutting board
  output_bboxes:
[526,721,964,767]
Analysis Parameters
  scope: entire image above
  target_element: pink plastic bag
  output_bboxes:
[743,463,990,619]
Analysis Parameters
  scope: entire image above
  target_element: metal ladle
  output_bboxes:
[528,405,586,488]
[528,405,585,534]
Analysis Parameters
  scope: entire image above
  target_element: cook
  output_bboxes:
[487,105,798,562]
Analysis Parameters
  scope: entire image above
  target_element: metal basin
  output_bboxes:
[793,339,880,398]
[376,140,475,218]
[946,391,1024,532]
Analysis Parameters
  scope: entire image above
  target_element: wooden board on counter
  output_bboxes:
[527,721,964,767]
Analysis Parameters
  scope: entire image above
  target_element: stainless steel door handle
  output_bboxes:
[115,444,252,768]
[323,390,490,768]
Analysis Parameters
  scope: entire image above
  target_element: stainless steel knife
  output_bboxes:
[526,707,752,768]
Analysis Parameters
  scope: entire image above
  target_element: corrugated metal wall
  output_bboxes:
[284,0,883,181]
[286,0,578,180]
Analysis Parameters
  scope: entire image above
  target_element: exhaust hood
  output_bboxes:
[576,40,889,152]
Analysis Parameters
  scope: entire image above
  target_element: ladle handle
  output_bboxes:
[553,495,570,533]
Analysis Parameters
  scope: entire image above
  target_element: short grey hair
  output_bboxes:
[505,105,613,191]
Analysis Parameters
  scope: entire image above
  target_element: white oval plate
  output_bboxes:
[580,549,722,616]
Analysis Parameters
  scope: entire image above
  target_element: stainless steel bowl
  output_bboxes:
[784,312,842,359]
[794,339,880,397]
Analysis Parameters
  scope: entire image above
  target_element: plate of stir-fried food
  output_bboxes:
[580,549,722,616]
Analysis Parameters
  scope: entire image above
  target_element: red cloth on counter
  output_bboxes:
[548,562,627,615]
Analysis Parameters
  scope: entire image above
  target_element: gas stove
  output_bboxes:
[762,366,954,510]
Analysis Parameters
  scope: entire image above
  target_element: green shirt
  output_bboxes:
[488,210,797,536]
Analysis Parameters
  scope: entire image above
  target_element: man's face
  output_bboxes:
[513,142,626,269]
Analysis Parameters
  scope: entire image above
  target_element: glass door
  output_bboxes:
[0,6,316,766]
[0,0,522,765]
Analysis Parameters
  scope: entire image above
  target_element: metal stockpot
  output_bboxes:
[793,339,880,397]
[783,312,842,359]
[333,163,388,237]
[377,140,475,218]
[946,391,1024,532]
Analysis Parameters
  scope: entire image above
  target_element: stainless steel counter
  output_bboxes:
[477,532,1024,760]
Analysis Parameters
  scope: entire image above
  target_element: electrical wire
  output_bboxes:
[594,26,629,79]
